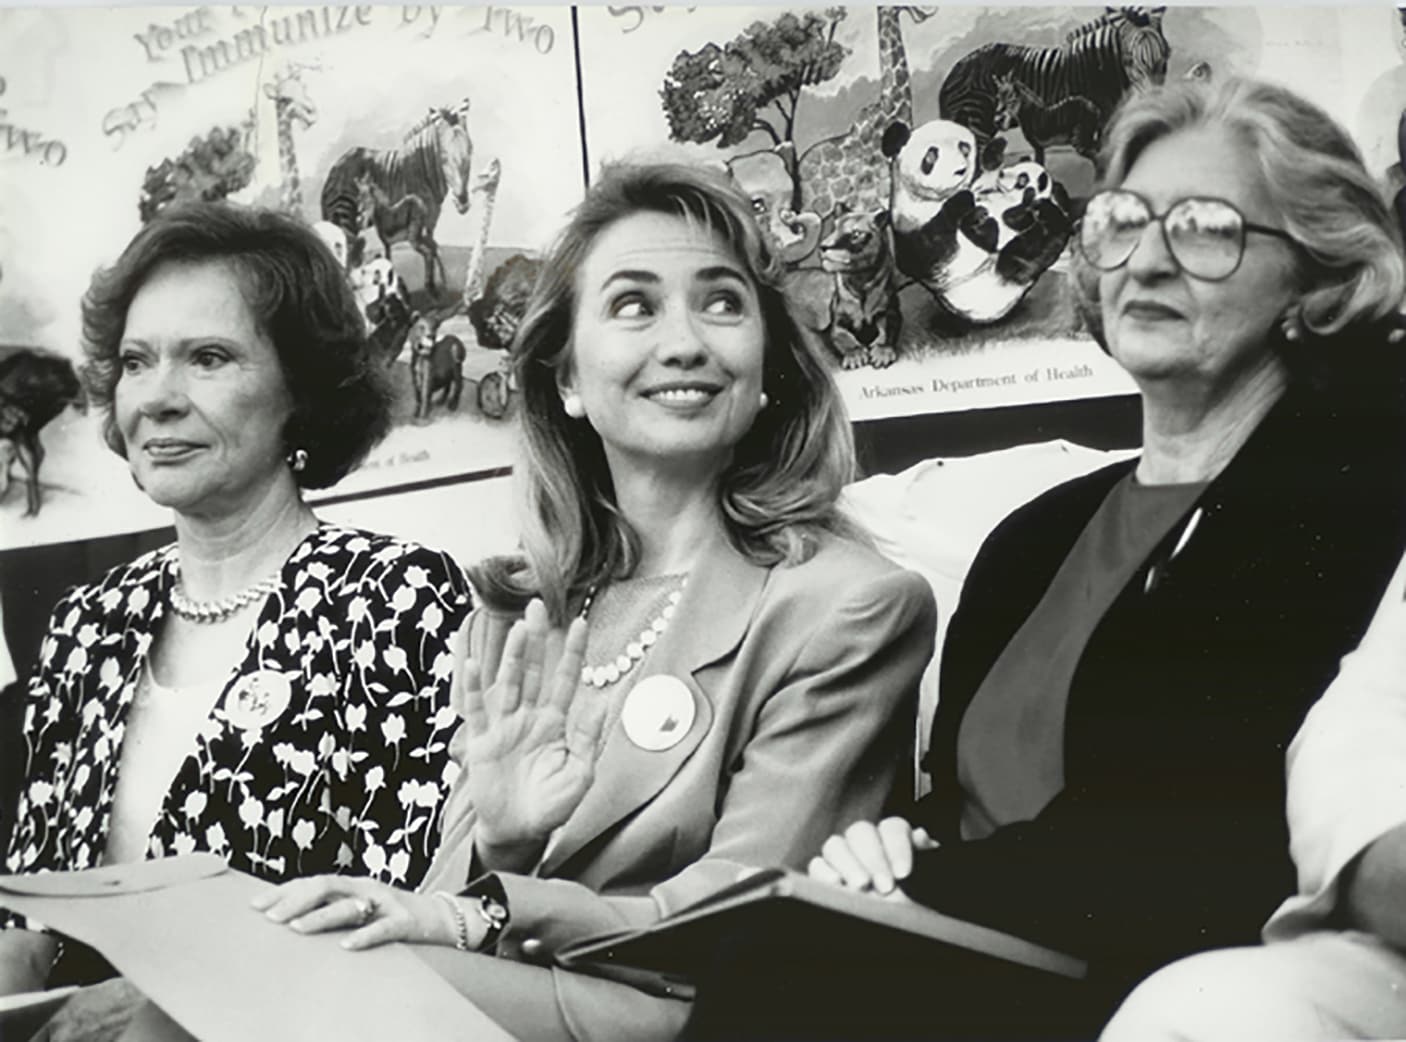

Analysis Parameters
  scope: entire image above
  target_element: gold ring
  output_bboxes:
[352,896,376,926]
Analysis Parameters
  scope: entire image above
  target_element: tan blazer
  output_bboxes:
[420,533,936,1041]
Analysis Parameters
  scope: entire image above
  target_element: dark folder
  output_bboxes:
[555,867,1086,1000]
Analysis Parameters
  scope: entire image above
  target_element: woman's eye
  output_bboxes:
[193,348,228,368]
[609,294,651,319]
[119,354,144,374]
[704,290,744,316]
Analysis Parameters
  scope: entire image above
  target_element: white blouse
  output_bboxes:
[103,665,225,865]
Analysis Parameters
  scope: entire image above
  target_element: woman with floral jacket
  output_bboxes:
[0,204,471,1000]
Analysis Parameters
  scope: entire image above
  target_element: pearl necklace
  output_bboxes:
[578,576,686,689]
[169,570,281,624]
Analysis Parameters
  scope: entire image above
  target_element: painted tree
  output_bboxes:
[660,8,848,203]
[138,124,256,224]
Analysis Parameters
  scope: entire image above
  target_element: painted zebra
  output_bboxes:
[993,73,1103,164]
[320,98,472,274]
[938,7,1170,166]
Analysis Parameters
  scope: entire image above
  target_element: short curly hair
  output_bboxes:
[81,202,393,489]
[1072,76,1406,351]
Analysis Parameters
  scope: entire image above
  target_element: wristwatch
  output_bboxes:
[469,875,510,952]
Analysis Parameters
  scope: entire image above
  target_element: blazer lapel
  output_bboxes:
[539,541,768,877]
[63,549,172,866]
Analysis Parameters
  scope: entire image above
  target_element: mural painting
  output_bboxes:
[2,5,1402,548]
[578,5,1398,422]
[0,5,583,548]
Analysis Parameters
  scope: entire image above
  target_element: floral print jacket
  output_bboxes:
[2,524,472,930]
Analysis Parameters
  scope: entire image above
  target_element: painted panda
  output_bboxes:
[976,160,1054,204]
[884,120,1072,325]
[975,160,1056,251]
[883,119,986,284]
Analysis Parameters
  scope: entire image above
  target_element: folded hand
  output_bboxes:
[807,817,939,896]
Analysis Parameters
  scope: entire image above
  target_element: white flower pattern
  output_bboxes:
[2,524,472,934]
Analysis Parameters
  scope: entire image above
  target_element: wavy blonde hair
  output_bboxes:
[472,162,861,623]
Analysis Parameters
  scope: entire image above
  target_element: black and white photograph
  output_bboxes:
[1,4,1405,1042]
[1,4,583,549]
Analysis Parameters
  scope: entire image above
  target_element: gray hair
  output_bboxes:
[1071,76,1405,349]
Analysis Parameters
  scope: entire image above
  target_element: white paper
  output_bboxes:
[0,859,514,1042]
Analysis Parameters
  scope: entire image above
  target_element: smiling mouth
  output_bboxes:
[643,385,723,407]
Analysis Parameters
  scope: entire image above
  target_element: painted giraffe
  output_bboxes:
[462,157,503,308]
[263,66,318,215]
[798,6,924,220]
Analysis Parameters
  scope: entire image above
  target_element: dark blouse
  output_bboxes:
[958,473,1206,838]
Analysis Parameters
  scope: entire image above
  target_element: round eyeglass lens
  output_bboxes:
[1164,199,1244,279]
[1080,191,1151,270]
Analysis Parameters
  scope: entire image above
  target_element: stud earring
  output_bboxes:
[759,391,769,409]
[287,448,308,474]
[562,393,585,419]
[1278,310,1302,344]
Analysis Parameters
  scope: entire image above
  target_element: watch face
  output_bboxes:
[481,895,509,926]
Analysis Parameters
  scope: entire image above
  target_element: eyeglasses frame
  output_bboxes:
[1077,188,1297,282]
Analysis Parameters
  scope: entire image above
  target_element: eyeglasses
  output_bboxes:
[1077,189,1296,282]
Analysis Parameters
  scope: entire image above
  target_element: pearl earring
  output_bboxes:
[562,394,585,419]
[1279,311,1302,344]
[287,448,308,473]
[759,391,769,409]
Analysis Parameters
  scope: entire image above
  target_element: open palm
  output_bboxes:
[459,600,605,851]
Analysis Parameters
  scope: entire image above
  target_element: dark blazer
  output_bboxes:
[907,340,1406,1009]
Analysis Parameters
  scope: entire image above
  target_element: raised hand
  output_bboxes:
[807,817,939,896]
[458,599,604,865]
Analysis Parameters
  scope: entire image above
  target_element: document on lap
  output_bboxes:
[556,867,1087,998]
[0,856,515,1042]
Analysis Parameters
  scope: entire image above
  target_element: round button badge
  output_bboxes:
[620,675,696,752]
[224,669,293,731]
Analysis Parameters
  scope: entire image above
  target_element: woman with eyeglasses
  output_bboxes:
[686,76,1406,1042]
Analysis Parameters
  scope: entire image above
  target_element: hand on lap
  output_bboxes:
[251,876,454,951]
